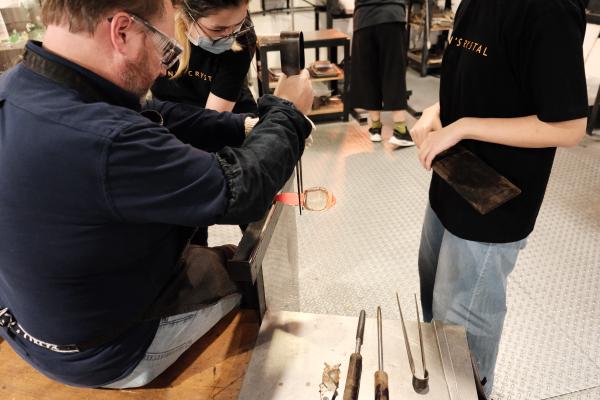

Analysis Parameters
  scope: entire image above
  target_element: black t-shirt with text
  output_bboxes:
[431,0,588,243]
[152,29,257,114]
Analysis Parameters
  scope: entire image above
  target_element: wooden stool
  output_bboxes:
[0,309,259,400]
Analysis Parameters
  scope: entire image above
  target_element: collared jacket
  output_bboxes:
[0,41,310,386]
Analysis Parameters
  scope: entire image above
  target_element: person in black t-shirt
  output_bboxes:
[410,0,588,396]
[152,0,258,245]
[350,0,414,146]
[151,0,257,114]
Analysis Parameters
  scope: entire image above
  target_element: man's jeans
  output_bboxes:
[102,293,241,389]
[418,205,526,396]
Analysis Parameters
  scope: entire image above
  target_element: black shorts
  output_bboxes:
[350,23,408,111]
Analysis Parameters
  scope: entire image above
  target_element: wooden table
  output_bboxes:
[0,309,259,400]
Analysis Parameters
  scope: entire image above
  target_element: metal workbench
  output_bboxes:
[239,310,479,400]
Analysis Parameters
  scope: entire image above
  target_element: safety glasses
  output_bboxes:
[183,1,253,45]
[108,14,183,69]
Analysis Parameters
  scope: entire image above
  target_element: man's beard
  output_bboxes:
[120,45,158,99]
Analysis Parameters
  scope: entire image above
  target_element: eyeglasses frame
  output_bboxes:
[107,13,183,69]
[182,2,253,46]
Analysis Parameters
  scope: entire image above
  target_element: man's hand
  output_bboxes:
[274,69,313,115]
[411,103,442,148]
[418,119,465,170]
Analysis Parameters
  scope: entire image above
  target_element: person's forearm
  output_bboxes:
[427,102,440,115]
[416,108,586,170]
[216,95,311,224]
[459,115,587,148]
[145,99,246,151]
[205,92,236,113]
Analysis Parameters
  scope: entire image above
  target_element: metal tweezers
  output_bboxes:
[296,159,303,214]
[396,293,429,393]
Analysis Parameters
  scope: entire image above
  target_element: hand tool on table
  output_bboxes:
[433,146,521,215]
[375,306,389,400]
[396,293,429,394]
[343,310,366,400]
[279,31,305,215]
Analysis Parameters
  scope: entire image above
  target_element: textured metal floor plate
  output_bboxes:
[548,386,600,400]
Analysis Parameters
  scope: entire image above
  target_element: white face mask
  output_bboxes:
[186,26,234,54]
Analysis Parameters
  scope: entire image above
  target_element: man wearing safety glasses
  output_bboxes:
[0,0,312,389]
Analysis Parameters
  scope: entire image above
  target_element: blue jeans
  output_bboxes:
[418,205,526,396]
[102,293,241,389]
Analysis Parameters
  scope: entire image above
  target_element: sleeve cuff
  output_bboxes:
[257,95,313,138]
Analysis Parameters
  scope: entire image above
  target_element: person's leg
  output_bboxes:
[368,111,382,122]
[418,203,445,322]
[392,110,406,124]
[350,26,383,142]
[102,293,241,389]
[432,231,526,396]
[377,23,413,147]
[368,110,383,142]
[391,109,411,144]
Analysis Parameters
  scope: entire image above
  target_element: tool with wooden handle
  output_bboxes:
[343,310,366,400]
[374,306,389,400]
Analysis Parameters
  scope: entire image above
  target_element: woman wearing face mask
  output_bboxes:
[151,0,257,114]
[152,0,257,247]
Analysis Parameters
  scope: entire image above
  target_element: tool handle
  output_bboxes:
[342,353,362,400]
[374,371,389,400]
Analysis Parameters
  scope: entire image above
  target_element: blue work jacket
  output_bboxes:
[0,41,309,386]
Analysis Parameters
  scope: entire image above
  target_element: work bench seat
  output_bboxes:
[0,310,259,400]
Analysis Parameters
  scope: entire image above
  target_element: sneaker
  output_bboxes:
[368,127,382,142]
[389,127,415,147]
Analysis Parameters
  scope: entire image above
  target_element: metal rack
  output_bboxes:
[256,29,351,123]
[406,0,453,77]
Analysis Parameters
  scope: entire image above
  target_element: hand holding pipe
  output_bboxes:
[279,31,306,215]
[280,31,305,76]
